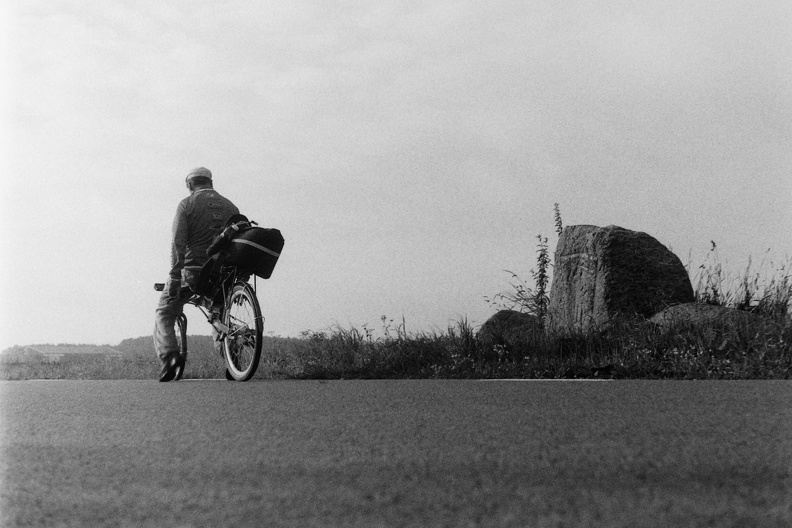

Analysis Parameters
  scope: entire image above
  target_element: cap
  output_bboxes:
[186,167,212,182]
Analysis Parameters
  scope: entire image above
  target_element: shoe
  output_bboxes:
[159,355,183,382]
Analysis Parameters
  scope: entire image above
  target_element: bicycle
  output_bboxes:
[154,217,283,382]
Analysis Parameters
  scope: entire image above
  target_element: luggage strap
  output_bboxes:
[230,238,281,258]
[206,220,254,257]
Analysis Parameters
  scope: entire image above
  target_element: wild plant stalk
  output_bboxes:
[485,203,560,319]
[695,241,729,306]
[381,315,408,342]
[554,203,563,236]
[483,271,533,313]
[531,235,550,323]
[735,256,759,312]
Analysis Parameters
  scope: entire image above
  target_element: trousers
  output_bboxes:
[152,268,222,363]
[153,290,189,362]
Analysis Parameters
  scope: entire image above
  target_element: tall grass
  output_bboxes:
[272,306,790,379]
[691,242,792,320]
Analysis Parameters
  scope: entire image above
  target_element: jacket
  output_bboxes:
[169,188,240,281]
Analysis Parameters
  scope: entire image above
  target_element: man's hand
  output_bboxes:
[167,279,181,300]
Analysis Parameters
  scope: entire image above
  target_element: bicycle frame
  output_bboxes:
[188,264,258,338]
[156,264,259,343]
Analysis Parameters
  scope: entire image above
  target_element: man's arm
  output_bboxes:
[169,202,188,281]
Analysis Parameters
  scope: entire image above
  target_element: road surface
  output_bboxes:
[1,380,790,527]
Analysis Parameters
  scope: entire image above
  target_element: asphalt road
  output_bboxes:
[1,380,790,527]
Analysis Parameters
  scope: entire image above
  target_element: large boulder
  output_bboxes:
[477,310,542,352]
[546,225,694,335]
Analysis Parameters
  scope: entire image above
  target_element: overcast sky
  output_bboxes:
[1,0,790,350]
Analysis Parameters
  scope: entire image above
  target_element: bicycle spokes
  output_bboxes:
[222,282,263,381]
[226,326,254,366]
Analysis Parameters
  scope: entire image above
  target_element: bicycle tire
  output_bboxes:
[174,313,188,381]
[221,282,263,381]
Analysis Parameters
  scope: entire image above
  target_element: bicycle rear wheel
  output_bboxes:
[221,282,263,381]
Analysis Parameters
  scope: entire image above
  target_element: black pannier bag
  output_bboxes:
[225,227,284,279]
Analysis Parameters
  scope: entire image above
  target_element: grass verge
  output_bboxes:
[2,313,789,380]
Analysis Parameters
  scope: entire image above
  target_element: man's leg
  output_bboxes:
[153,291,187,363]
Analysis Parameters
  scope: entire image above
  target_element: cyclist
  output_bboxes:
[154,167,240,382]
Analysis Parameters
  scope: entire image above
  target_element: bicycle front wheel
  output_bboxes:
[221,282,263,381]
[174,313,188,381]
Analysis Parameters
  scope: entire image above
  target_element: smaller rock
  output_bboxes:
[477,310,542,353]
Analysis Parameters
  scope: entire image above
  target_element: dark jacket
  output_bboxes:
[169,188,239,280]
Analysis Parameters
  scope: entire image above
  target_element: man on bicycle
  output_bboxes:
[154,167,240,382]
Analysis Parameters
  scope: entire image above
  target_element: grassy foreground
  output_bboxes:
[2,311,790,381]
